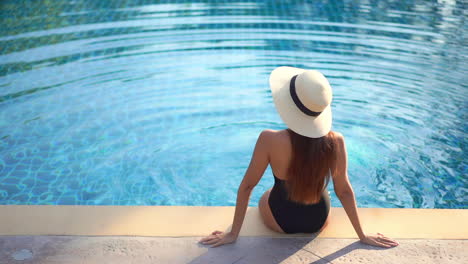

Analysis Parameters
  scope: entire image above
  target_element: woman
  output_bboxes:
[199,66,399,248]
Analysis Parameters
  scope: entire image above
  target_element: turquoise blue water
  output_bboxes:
[0,0,466,208]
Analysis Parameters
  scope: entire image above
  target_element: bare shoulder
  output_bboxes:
[331,130,344,140]
[259,129,288,142]
[257,129,290,151]
[331,131,345,145]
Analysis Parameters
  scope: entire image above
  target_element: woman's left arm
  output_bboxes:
[199,130,271,247]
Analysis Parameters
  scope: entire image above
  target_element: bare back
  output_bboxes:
[266,129,294,181]
[266,129,342,184]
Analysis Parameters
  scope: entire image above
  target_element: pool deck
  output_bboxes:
[0,205,467,263]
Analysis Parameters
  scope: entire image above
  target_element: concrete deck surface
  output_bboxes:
[0,236,466,264]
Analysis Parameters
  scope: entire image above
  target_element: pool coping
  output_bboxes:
[0,205,467,239]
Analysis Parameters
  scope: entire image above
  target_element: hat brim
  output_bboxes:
[269,66,332,138]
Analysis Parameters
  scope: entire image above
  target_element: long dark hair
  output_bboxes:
[285,128,337,204]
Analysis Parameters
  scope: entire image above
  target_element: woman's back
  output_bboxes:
[266,129,294,181]
[265,129,334,233]
[267,128,335,197]
[268,128,336,175]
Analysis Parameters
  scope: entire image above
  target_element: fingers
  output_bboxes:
[204,239,218,245]
[199,235,217,243]
[367,238,388,248]
[211,241,222,248]
[199,231,223,243]
[379,237,399,245]
[374,237,398,248]
[200,237,219,245]
[376,233,399,247]
[199,232,224,245]
[199,236,211,242]
[370,233,398,247]
[376,241,391,248]
[199,231,237,248]
[361,235,398,248]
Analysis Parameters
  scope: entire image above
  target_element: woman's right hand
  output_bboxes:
[360,233,399,248]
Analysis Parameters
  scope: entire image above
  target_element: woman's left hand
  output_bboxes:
[198,230,238,248]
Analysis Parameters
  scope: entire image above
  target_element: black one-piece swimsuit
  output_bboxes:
[267,173,331,234]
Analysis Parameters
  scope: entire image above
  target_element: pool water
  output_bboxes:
[0,0,466,208]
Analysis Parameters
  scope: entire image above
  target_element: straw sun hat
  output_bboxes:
[269,66,333,138]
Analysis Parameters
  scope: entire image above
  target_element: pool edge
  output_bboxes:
[0,205,466,239]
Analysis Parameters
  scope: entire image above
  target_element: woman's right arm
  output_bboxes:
[332,132,398,248]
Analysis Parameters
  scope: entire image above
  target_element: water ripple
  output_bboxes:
[0,0,465,208]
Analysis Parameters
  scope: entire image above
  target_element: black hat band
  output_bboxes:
[289,75,322,117]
